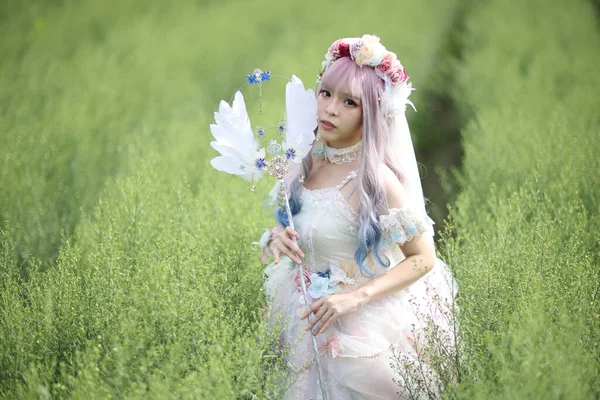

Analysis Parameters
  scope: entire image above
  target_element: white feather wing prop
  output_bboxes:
[210,91,265,181]
[282,75,317,163]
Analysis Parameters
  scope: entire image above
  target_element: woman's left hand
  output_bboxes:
[300,292,365,335]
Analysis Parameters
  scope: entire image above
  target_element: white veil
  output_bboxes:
[387,81,435,242]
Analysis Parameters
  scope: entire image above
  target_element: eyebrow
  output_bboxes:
[342,92,361,102]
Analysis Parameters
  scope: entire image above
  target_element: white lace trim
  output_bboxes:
[380,207,434,246]
[324,141,361,164]
[329,262,356,285]
[300,187,358,226]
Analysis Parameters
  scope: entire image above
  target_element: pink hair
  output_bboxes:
[279,57,407,273]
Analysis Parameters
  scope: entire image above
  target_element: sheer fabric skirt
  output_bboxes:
[263,257,458,400]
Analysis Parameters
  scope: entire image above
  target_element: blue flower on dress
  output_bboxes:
[261,70,271,82]
[256,126,265,136]
[317,269,331,278]
[308,273,333,299]
[406,225,417,236]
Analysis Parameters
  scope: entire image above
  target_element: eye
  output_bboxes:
[345,99,358,107]
[319,89,331,97]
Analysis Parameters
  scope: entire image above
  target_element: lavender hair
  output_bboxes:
[277,57,405,276]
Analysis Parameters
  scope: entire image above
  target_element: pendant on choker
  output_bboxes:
[324,141,362,164]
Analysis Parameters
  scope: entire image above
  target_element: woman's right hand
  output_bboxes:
[269,226,305,265]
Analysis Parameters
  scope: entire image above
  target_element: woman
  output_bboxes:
[260,35,457,399]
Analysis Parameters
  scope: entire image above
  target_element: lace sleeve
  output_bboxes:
[380,207,434,247]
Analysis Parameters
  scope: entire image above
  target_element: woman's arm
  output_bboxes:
[354,234,436,304]
[353,166,436,303]
[301,166,436,334]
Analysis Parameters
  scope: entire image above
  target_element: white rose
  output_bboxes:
[361,34,381,46]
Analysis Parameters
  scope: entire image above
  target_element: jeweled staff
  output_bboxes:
[209,72,328,399]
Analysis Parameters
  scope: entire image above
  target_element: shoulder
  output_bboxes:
[379,164,408,210]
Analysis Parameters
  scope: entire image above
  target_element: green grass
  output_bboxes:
[438,0,600,398]
[0,0,463,397]
[2,0,598,397]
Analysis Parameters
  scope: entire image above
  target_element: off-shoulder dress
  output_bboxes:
[263,171,457,399]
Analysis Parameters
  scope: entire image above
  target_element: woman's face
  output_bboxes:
[316,84,363,149]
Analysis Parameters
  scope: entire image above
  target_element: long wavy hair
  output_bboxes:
[276,57,405,276]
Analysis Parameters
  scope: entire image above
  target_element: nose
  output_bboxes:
[325,102,339,117]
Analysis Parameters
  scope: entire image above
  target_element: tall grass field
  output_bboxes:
[1,0,599,398]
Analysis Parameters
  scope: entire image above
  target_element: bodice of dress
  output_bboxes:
[292,175,435,285]
[295,186,360,273]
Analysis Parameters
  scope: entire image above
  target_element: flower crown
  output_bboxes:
[318,34,409,87]
[317,34,415,118]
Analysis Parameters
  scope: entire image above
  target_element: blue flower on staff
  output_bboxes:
[246,69,271,85]
[255,158,267,170]
[285,148,296,159]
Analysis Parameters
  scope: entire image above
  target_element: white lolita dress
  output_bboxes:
[263,171,458,400]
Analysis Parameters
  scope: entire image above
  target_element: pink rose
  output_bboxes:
[319,335,344,358]
[389,61,409,84]
[328,40,344,59]
[376,53,394,74]
[400,68,409,82]
[338,41,350,58]
[294,268,312,292]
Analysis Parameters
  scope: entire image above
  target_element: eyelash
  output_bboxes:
[319,90,358,107]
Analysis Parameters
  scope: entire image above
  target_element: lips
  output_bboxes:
[320,119,336,130]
